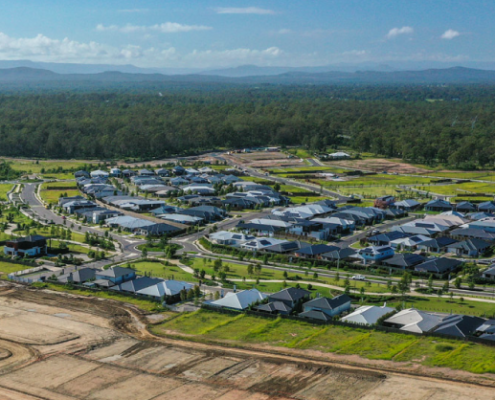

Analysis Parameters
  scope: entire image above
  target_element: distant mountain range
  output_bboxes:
[2,65,495,85]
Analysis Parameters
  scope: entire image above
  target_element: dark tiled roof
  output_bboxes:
[303,294,351,310]
[254,301,293,313]
[299,310,332,322]
[269,287,310,303]
[382,253,426,268]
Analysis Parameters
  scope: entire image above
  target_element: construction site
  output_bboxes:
[0,282,494,400]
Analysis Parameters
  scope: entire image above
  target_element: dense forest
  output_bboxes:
[1,84,495,169]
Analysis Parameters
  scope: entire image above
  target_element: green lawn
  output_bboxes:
[33,282,164,312]
[418,181,495,196]
[40,188,81,204]
[153,309,495,374]
[131,260,199,282]
[0,184,13,201]
[49,240,92,255]
[0,261,33,278]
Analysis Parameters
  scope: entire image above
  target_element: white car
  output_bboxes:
[351,275,366,281]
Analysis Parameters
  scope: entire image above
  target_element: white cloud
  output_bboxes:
[441,29,460,40]
[96,22,212,33]
[343,50,368,57]
[0,31,286,67]
[277,28,292,35]
[386,26,414,38]
[215,7,275,15]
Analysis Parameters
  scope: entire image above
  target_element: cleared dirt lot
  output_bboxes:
[1,284,495,399]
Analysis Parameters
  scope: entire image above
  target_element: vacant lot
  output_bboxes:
[154,309,495,375]
[0,184,13,201]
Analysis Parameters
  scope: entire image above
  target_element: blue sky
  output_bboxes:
[0,0,491,68]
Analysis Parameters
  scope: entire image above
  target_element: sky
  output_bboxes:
[0,0,492,69]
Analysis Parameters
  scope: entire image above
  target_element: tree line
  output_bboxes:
[0,85,495,168]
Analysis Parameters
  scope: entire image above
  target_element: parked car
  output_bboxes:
[352,275,366,281]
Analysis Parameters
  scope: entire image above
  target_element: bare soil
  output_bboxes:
[327,158,432,174]
[0,283,494,399]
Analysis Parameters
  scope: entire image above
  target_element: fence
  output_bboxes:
[200,303,495,347]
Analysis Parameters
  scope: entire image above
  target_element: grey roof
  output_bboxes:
[296,244,339,256]
[419,237,458,248]
[382,253,426,268]
[433,315,486,338]
[448,238,491,251]
[97,266,135,279]
[269,287,310,303]
[321,247,357,261]
[299,310,332,322]
[254,301,293,313]
[414,258,463,274]
[303,294,351,310]
[111,277,163,293]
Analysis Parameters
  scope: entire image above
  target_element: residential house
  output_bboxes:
[328,151,350,159]
[95,267,136,285]
[208,288,267,310]
[450,227,495,242]
[414,258,463,276]
[254,301,293,315]
[424,199,453,212]
[240,238,289,252]
[293,244,340,259]
[417,237,458,253]
[374,195,395,209]
[261,240,309,254]
[90,170,109,179]
[390,235,431,250]
[463,217,495,233]
[383,308,447,334]
[209,231,255,246]
[180,205,225,222]
[390,199,421,211]
[482,265,495,280]
[160,214,203,226]
[478,201,495,213]
[111,277,163,294]
[432,315,485,338]
[109,168,121,177]
[367,231,409,246]
[446,239,491,257]
[122,169,136,177]
[74,170,90,178]
[58,268,98,284]
[172,165,186,176]
[320,247,358,262]
[222,197,257,210]
[359,246,394,262]
[155,168,170,177]
[381,253,426,269]
[456,201,477,213]
[301,294,351,318]
[4,235,47,257]
[136,280,193,304]
[58,195,86,207]
[268,287,311,308]
[342,305,394,326]
[63,200,97,214]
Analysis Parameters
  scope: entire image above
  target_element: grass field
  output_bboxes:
[0,184,13,201]
[418,181,495,196]
[40,181,80,204]
[0,261,34,279]
[153,309,495,374]
[49,240,92,255]
[33,281,163,312]
[131,260,199,282]
[4,159,90,174]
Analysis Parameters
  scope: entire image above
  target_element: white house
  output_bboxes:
[208,289,267,310]
[342,305,394,326]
